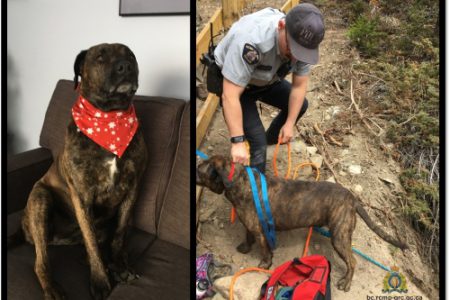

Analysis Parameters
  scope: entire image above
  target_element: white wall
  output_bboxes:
[7,0,190,153]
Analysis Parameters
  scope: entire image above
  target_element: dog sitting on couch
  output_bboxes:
[8,43,148,300]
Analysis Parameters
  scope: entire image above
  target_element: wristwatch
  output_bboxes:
[230,135,246,144]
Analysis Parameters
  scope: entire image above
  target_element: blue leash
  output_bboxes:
[196,150,209,160]
[245,167,276,250]
[312,227,392,273]
[197,150,276,249]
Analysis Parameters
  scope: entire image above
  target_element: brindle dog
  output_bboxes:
[196,155,408,292]
[9,43,148,300]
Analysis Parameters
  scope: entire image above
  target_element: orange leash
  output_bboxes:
[229,267,272,300]
[272,137,291,179]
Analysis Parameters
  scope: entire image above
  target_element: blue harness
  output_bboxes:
[245,167,276,250]
[196,150,276,249]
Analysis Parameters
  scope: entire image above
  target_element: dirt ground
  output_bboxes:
[196,1,438,299]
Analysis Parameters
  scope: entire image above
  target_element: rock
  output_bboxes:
[341,149,350,157]
[292,140,308,156]
[324,106,342,120]
[213,273,270,300]
[348,165,362,175]
[211,293,226,300]
[379,176,395,186]
[199,206,215,222]
[306,146,318,156]
[309,154,324,169]
[339,171,347,176]
[208,146,214,151]
[326,176,336,183]
[353,184,363,193]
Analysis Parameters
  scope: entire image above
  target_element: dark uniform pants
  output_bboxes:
[240,79,308,173]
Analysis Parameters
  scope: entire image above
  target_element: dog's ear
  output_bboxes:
[210,156,233,189]
[73,50,87,90]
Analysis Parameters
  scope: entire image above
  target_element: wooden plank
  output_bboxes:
[222,0,242,28]
[280,0,300,13]
[280,0,293,13]
[196,185,203,226]
[196,93,220,148]
[196,8,224,66]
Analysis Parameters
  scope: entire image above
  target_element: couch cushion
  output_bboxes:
[157,102,191,249]
[108,239,190,300]
[7,211,156,300]
[39,79,186,235]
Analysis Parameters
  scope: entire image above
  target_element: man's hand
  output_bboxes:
[279,122,294,144]
[231,142,250,165]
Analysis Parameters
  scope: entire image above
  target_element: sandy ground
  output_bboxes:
[196,1,438,299]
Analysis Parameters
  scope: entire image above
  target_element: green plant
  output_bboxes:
[348,16,386,57]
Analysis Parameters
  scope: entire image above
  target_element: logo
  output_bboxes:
[382,266,408,293]
[242,43,260,65]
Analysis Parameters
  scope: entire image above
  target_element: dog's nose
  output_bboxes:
[116,60,132,75]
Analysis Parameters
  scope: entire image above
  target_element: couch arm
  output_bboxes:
[157,102,190,250]
[7,148,53,214]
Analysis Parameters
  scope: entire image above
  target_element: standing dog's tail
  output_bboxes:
[355,202,408,250]
[7,227,25,249]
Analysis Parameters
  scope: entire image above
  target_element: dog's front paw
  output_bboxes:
[236,242,252,254]
[258,259,272,270]
[90,275,111,300]
[337,277,351,292]
[109,263,139,283]
[43,284,66,300]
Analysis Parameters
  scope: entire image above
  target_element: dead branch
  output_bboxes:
[333,80,344,95]
[349,79,383,137]
[303,128,340,183]
[313,123,343,147]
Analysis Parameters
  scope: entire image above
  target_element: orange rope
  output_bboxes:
[231,207,236,223]
[229,267,272,300]
[292,162,320,182]
[272,137,291,179]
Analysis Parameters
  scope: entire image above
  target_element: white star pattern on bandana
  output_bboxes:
[72,96,139,158]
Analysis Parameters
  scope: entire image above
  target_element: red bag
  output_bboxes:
[261,255,332,300]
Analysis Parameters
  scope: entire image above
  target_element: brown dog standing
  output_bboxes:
[196,155,408,292]
[11,43,148,300]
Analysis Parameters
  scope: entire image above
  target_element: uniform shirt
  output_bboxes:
[214,8,311,87]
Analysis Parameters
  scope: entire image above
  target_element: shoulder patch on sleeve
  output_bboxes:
[242,43,260,65]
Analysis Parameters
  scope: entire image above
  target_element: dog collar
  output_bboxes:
[72,95,139,158]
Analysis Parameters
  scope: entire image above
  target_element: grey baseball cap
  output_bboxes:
[285,3,325,64]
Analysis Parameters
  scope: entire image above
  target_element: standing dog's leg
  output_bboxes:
[67,183,111,300]
[255,231,273,269]
[236,229,255,254]
[330,213,357,292]
[24,181,65,300]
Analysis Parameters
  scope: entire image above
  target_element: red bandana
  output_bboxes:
[71,96,139,158]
